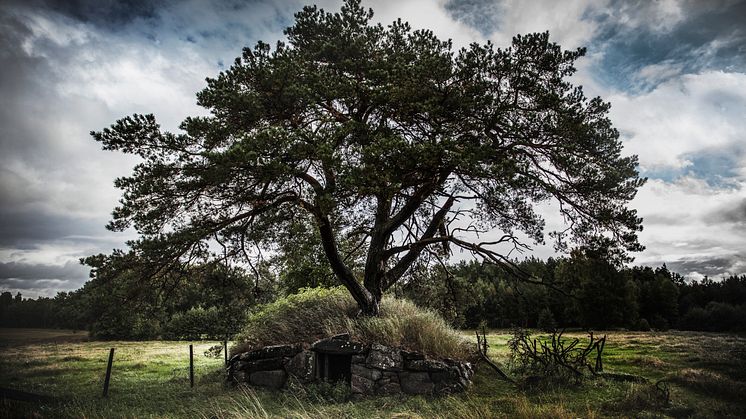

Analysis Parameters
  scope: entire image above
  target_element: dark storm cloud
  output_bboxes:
[706,198,746,227]
[0,260,89,297]
[0,260,88,282]
[4,0,160,28]
[594,0,746,89]
[0,208,107,248]
[663,255,744,278]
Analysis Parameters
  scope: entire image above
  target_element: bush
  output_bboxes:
[232,287,473,360]
[162,306,242,340]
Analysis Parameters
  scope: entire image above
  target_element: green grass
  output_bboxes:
[1,328,745,418]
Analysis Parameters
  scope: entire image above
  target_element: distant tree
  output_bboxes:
[557,250,638,329]
[79,252,269,339]
[92,0,644,315]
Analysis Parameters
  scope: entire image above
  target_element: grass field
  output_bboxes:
[1,328,745,418]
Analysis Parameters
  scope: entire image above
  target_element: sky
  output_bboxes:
[1,0,745,298]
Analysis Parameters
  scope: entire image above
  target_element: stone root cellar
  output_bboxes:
[227,334,474,396]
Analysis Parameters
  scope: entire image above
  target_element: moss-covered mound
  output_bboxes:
[232,287,473,361]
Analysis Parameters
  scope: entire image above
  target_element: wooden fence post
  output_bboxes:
[102,348,115,398]
[189,344,194,388]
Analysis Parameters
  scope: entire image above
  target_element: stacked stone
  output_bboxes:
[227,335,473,396]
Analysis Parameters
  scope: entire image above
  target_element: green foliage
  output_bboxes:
[73,253,273,339]
[90,0,645,315]
[233,286,472,360]
[162,307,234,340]
[679,301,746,332]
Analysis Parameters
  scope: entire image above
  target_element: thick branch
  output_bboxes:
[383,196,455,290]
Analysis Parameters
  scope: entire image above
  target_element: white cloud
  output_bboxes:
[487,0,606,49]
[611,0,686,33]
[609,71,746,172]
[632,176,746,277]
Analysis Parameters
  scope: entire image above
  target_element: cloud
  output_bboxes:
[591,0,746,90]
[632,176,746,278]
[0,259,89,298]
[609,71,746,175]
[705,198,746,228]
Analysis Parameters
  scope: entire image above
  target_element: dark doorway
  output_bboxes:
[315,353,352,384]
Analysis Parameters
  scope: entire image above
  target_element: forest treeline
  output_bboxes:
[2,251,745,338]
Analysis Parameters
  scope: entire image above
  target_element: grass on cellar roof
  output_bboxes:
[231,287,474,361]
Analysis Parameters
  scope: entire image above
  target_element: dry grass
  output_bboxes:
[670,368,746,402]
[232,287,473,360]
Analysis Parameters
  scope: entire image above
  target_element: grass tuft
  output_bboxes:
[232,287,473,360]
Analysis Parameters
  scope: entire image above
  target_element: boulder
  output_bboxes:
[366,343,403,371]
[285,350,315,381]
[249,370,287,389]
[399,371,434,395]
[351,364,382,382]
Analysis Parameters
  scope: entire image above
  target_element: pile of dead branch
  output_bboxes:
[507,327,606,385]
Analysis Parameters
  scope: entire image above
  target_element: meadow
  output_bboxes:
[1,328,745,418]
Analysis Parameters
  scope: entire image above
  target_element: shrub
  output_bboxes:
[232,287,473,360]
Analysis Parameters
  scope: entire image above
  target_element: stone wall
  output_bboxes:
[227,334,473,396]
